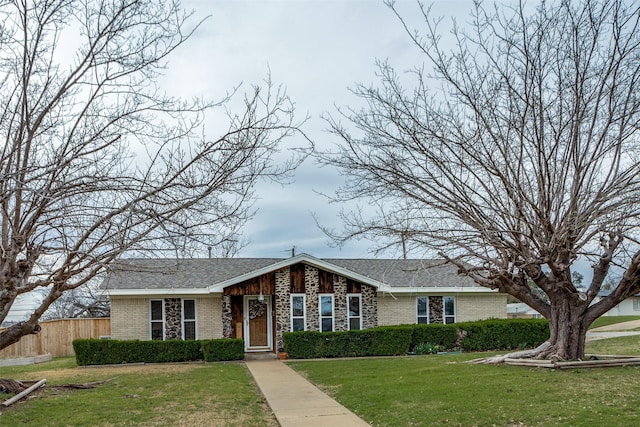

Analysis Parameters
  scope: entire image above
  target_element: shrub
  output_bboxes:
[410,323,459,352]
[283,326,412,359]
[73,338,243,365]
[201,339,244,362]
[458,318,549,352]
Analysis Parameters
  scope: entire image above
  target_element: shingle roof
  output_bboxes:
[101,255,480,291]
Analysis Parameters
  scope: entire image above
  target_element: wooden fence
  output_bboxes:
[0,318,110,359]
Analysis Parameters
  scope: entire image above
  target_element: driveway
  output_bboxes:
[586,319,640,341]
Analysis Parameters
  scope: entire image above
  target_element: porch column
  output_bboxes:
[222,295,232,338]
[275,268,291,351]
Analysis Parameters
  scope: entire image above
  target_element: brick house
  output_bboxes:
[103,253,506,353]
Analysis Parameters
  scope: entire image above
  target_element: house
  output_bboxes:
[507,302,542,319]
[102,253,506,353]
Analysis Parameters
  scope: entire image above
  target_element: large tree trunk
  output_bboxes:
[539,299,590,361]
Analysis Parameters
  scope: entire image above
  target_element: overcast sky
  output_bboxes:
[165,0,477,259]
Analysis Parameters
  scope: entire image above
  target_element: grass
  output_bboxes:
[289,339,640,427]
[586,335,640,356]
[589,315,640,329]
[0,358,276,427]
[3,333,640,426]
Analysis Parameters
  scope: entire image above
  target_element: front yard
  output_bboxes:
[1,333,639,426]
[0,358,276,426]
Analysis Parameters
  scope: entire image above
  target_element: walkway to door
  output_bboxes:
[245,360,370,427]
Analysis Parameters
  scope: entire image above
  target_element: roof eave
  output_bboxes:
[104,288,211,297]
[382,286,499,294]
[208,253,390,292]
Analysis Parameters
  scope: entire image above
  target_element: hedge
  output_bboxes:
[283,319,549,359]
[201,338,244,362]
[410,323,459,352]
[283,326,412,359]
[73,338,244,366]
[458,318,549,351]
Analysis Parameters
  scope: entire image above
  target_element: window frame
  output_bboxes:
[290,294,306,332]
[347,293,362,330]
[319,294,335,332]
[633,298,640,312]
[416,296,429,324]
[182,299,197,340]
[443,296,456,324]
[150,299,165,340]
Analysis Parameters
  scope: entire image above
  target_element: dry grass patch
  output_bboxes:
[1,358,276,427]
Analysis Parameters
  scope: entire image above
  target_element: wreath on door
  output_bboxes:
[248,299,267,320]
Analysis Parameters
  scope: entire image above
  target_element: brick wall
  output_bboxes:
[197,296,223,339]
[110,296,223,340]
[377,293,507,326]
[456,294,507,322]
[110,297,149,340]
[377,295,416,326]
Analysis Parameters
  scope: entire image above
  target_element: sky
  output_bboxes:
[6,0,480,323]
[162,0,477,260]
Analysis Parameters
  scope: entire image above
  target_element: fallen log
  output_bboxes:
[1,379,46,407]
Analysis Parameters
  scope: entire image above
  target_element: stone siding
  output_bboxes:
[305,265,320,331]
[361,285,378,329]
[429,296,443,324]
[164,298,182,339]
[221,295,232,338]
[333,276,348,331]
[275,268,291,350]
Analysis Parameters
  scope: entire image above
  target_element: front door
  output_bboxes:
[243,295,272,351]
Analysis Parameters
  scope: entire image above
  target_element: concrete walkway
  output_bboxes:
[587,319,640,341]
[245,360,370,427]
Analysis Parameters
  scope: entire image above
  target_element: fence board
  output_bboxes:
[0,318,110,359]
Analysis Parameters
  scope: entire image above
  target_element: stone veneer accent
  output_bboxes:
[164,298,182,339]
[361,285,378,329]
[221,295,232,338]
[305,265,320,331]
[275,268,291,350]
[429,296,444,324]
[333,275,348,331]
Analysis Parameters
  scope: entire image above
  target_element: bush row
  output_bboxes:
[73,338,244,366]
[283,326,413,359]
[283,318,549,359]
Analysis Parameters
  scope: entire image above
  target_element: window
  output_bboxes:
[347,294,362,330]
[319,294,334,332]
[150,300,164,340]
[634,299,640,312]
[182,299,196,340]
[444,296,456,324]
[417,297,429,324]
[291,294,306,331]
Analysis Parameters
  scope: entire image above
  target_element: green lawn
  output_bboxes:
[3,334,640,427]
[0,358,276,427]
[589,315,640,329]
[289,343,640,427]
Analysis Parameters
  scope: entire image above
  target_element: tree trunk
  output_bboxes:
[537,298,589,361]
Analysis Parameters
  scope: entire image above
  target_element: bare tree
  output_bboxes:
[318,0,640,360]
[0,0,307,351]
[41,282,110,320]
